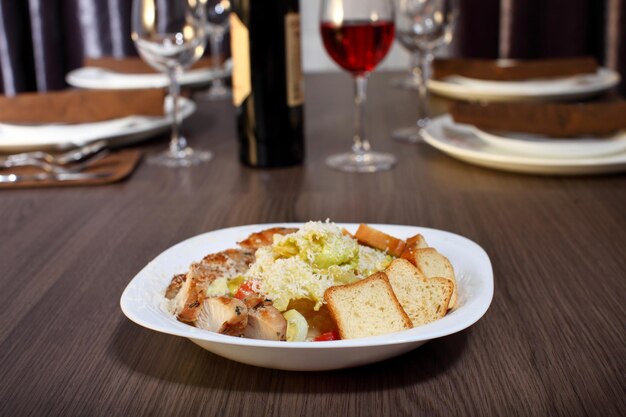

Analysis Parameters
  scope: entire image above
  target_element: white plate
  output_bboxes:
[120,223,493,371]
[422,115,626,175]
[66,59,231,90]
[472,127,626,159]
[428,68,620,102]
[0,97,195,152]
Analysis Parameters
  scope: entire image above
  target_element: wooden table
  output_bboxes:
[1,73,624,417]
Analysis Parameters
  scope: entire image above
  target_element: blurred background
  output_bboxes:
[0,0,624,95]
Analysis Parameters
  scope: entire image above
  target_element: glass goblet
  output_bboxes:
[131,0,212,167]
[392,0,457,143]
[202,0,232,100]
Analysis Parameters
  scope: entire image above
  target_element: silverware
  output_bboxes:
[0,171,114,183]
[0,149,110,174]
[0,140,107,166]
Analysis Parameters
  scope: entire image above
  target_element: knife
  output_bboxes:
[0,171,114,183]
[0,140,108,166]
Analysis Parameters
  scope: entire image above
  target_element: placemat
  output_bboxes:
[0,149,142,189]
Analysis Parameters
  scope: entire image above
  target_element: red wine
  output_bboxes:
[230,0,304,168]
[321,20,395,75]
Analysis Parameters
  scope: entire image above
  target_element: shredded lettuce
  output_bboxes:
[245,221,391,311]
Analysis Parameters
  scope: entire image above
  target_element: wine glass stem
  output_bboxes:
[352,75,371,155]
[209,33,225,89]
[415,51,432,127]
[410,52,421,83]
[167,68,187,154]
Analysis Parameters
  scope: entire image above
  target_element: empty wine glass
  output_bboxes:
[392,0,457,143]
[131,0,212,167]
[202,0,232,100]
[320,0,397,173]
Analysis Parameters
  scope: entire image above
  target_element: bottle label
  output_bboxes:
[284,12,304,107]
[230,13,251,107]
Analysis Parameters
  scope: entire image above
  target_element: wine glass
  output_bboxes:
[320,0,397,173]
[202,0,232,100]
[392,0,457,143]
[131,0,212,167]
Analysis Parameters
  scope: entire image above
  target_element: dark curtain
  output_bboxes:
[1,0,625,95]
[0,0,134,95]
[455,0,626,95]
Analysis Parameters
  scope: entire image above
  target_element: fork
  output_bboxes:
[0,148,110,174]
[0,140,107,166]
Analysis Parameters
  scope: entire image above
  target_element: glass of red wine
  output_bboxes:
[320,0,396,173]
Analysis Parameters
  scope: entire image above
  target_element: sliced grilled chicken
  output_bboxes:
[241,293,267,309]
[194,296,248,336]
[243,305,287,341]
[237,227,298,250]
[165,273,186,300]
[200,248,255,269]
[173,248,254,323]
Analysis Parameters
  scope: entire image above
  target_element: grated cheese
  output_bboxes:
[358,245,393,276]
[244,221,391,311]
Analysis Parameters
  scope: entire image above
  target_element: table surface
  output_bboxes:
[1,73,624,417]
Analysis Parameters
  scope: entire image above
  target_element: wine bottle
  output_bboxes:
[230,0,305,168]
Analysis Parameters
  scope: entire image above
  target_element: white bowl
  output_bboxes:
[120,223,494,371]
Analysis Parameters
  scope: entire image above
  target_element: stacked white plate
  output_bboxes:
[66,59,232,90]
[0,97,195,152]
[427,68,620,102]
[421,115,626,175]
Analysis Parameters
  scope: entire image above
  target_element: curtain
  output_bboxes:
[1,0,625,95]
[455,0,626,94]
[0,0,134,95]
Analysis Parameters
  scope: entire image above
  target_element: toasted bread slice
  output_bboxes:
[408,248,457,309]
[324,272,413,339]
[400,233,429,262]
[355,224,406,257]
[385,259,453,326]
[406,233,429,249]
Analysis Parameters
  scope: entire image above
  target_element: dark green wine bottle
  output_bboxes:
[230,0,305,167]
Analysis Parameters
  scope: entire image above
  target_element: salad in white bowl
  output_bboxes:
[121,221,493,370]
